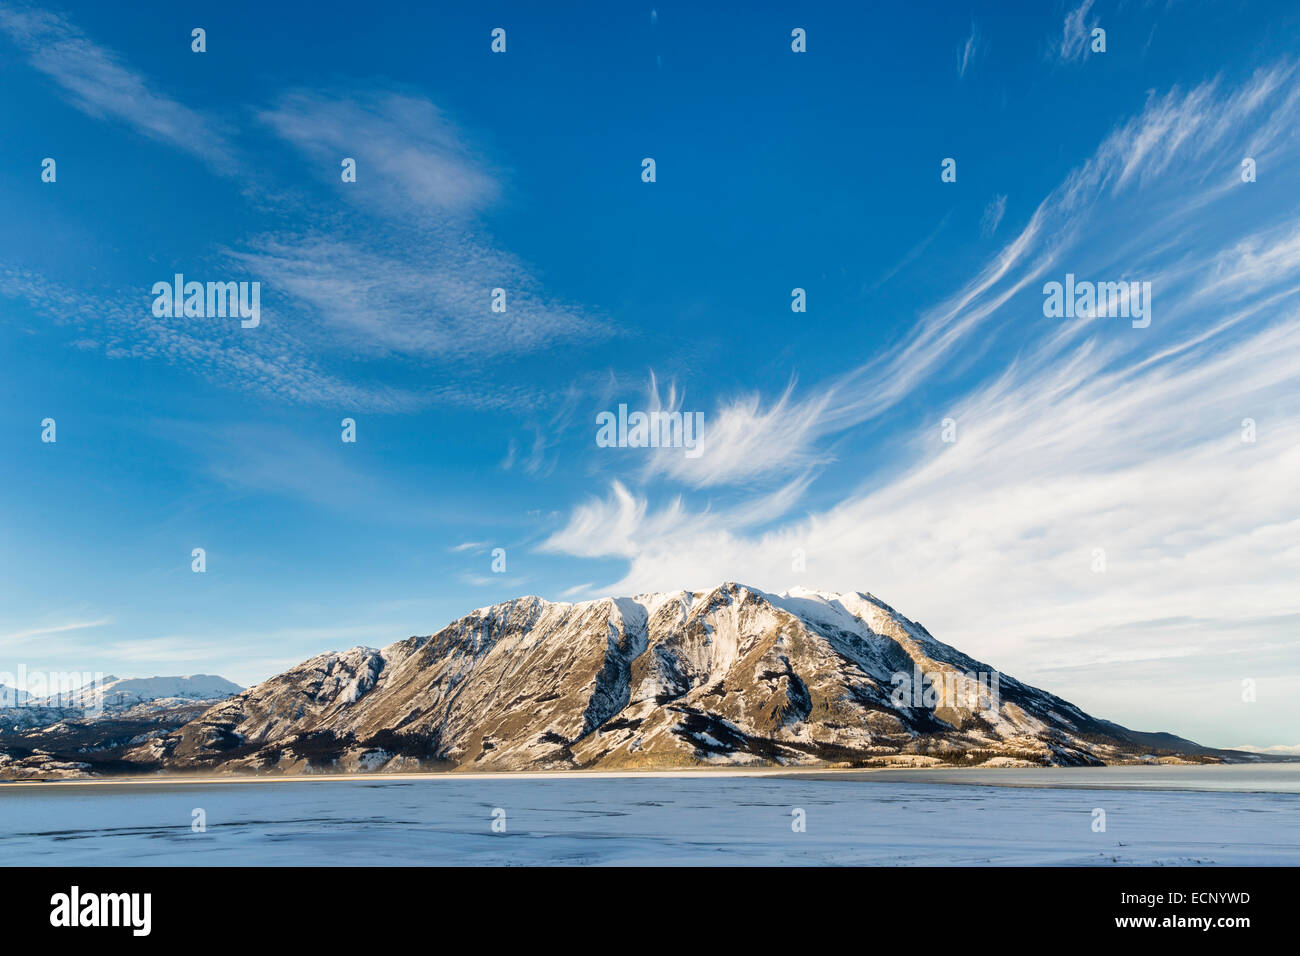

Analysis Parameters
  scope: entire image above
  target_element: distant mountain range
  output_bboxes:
[1,585,1283,780]
[29,674,241,711]
[0,675,243,778]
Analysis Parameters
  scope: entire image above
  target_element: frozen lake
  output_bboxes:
[2,765,1297,866]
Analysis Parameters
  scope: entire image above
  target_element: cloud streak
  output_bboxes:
[0,12,607,410]
[543,60,1300,743]
[1058,0,1098,63]
[259,90,499,215]
[0,3,236,170]
[621,60,1300,490]
[958,20,981,78]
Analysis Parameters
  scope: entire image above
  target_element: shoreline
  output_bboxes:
[2,764,862,789]
[3,762,1295,794]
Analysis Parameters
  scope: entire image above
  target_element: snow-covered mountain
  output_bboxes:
[0,673,242,779]
[133,583,1242,775]
[24,674,243,710]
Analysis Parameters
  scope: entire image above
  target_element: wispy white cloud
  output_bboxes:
[613,61,1298,492]
[0,15,606,408]
[958,20,982,78]
[260,90,498,215]
[0,617,110,647]
[1058,0,1098,63]
[559,582,595,599]
[543,302,1300,735]
[543,480,685,560]
[241,88,609,366]
[0,267,431,411]
[0,3,236,170]
[543,60,1300,744]
[980,194,1008,236]
[456,572,531,590]
[227,228,606,363]
[632,374,833,488]
[863,213,951,295]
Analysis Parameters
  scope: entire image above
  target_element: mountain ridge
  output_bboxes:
[127,582,1267,776]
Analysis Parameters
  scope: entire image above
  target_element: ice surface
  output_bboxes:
[1,766,1296,866]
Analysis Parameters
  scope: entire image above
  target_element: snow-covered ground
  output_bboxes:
[1,766,1296,866]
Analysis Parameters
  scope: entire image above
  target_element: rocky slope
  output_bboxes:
[129,584,1244,775]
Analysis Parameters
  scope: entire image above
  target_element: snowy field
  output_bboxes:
[1,766,1296,866]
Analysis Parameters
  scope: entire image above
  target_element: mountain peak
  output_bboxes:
[123,582,1228,777]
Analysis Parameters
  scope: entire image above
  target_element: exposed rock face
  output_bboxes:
[130,584,1223,775]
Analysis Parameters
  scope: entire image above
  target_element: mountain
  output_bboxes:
[0,673,242,780]
[23,674,243,710]
[130,583,1251,776]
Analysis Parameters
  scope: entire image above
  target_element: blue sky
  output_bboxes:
[1,0,1298,749]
